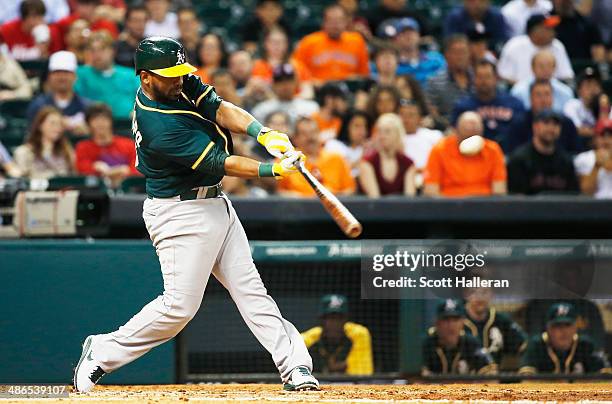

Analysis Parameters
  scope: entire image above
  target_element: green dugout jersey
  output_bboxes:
[132,74,233,197]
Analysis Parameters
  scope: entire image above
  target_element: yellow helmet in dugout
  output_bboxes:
[134,36,197,77]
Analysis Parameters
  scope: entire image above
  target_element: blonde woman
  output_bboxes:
[359,113,416,197]
[14,106,75,179]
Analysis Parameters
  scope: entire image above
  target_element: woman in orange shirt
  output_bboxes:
[193,33,227,84]
[251,27,313,98]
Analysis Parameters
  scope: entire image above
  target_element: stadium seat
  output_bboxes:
[47,175,107,192]
[0,100,31,152]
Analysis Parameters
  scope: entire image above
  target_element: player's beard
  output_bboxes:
[151,82,182,103]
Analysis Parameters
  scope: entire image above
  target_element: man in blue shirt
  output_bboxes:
[373,17,445,85]
[444,0,510,49]
[74,30,140,120]
[452,60,524,146]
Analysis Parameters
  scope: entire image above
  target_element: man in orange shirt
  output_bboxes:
[278,117,355,197]
[292,4,369,83]
[424,111,507,197]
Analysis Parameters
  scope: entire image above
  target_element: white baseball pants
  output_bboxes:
[92,195,312,381]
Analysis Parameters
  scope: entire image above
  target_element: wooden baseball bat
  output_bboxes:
[294,160,362,238]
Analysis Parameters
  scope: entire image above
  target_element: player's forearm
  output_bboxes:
[224,155,278,178]
[216,101,257,135]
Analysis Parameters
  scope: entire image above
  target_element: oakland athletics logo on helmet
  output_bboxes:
[134,36,197,78]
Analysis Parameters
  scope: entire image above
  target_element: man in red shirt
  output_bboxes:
[55,0,119,49]
[76,103,139,187]
[0,0,62,60]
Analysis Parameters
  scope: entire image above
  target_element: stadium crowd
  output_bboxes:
[0,0,611,198]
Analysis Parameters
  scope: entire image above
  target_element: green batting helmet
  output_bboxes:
[134,36,197,77]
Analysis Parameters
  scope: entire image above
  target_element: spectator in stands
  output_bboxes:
[278,117,355,197]
[370,45,398,87]
[56,0,119,47]
[241,0,290,55]
[506,81,581,154]
[366,0,428,38]
[443,0,510,49]
[359,113,416,197]
[519,303,611,375]
[89,0,126,24]
[311,82,349,141]
[0,0,62,61]
[210,69,242,108]
[74,31,139,120]
[564,68,604,139]
[27,51,89,136]
[325,110,372,178]
[228,50,254,97]
[426,34,472,124]
[13,106,74,179]
[114,5,147,68]
[424,111,507,198]
[497,14,573,85]
[1,0,69,24]
[590,0,612,46]
[193,33,227,84]
[177,8,201,65]
[63,18,89,64]
[76,103,138,187]
[422,299,497,376]
[452,60,525,145]
[507,109,579,195]
[292,4,369,83]
[501,0,552,37]
[575,119,612,199]
[552,0,605,62]
[463,285,527,366]
[251,63,318,126]
[337,0,371,39]
[376,17,445,85]
[510,50,574,112]
[396,75,430,122]
[0,48,32,101]
[366,85,401,122]
[0,140,23,178]
[399,100,442,187]
[144,0,178,39]
[466,26,497,67]
[302,294,373,375]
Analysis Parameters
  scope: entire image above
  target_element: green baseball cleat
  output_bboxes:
[283,366,320,391]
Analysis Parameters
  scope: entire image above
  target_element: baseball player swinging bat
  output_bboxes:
[294,160,362,239]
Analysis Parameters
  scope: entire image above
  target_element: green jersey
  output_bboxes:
[463,307,527,363]
[519,332,611,375]
[132,74,233,197]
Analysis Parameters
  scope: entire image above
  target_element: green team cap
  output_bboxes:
[134,36,197,77]
[547,302,577,325]
[436,298,465,319]
[320,294,349,315]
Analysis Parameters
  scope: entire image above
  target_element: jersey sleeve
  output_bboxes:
[518,336,539,374]
[181,74,223,122]
[344,323,374,375]
[465,336,497,375]
[148,125,228,176]
[301,326,322,349]
[581,337,611,373]
[499,313,527,355]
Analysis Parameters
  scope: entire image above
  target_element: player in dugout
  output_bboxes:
[519,302,612,375]
[422,299,497,375]
[463,285,527,367]
[301,294,374,375]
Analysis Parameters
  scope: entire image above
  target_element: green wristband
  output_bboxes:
[258,162,276,177]
[247,120,263,139]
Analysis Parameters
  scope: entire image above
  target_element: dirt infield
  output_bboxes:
[3,383,612,403]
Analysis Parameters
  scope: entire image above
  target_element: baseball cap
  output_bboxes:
[272,63,296,82]
[436,299,465,319]
[48,51,77,72]
[377,17,420,39]
[547,302,577,325]
[320,294,349,315]
[467,23,490,42]
[534,109,562,124]
[577,67,602,87]
[526,14,561,33]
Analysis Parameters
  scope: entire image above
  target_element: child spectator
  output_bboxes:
[13,106,75,179]
[278,117,355,197]
[75,103,138,187]
[424,111,507,197]
[507,109,579,195]
[359,113,416,197]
